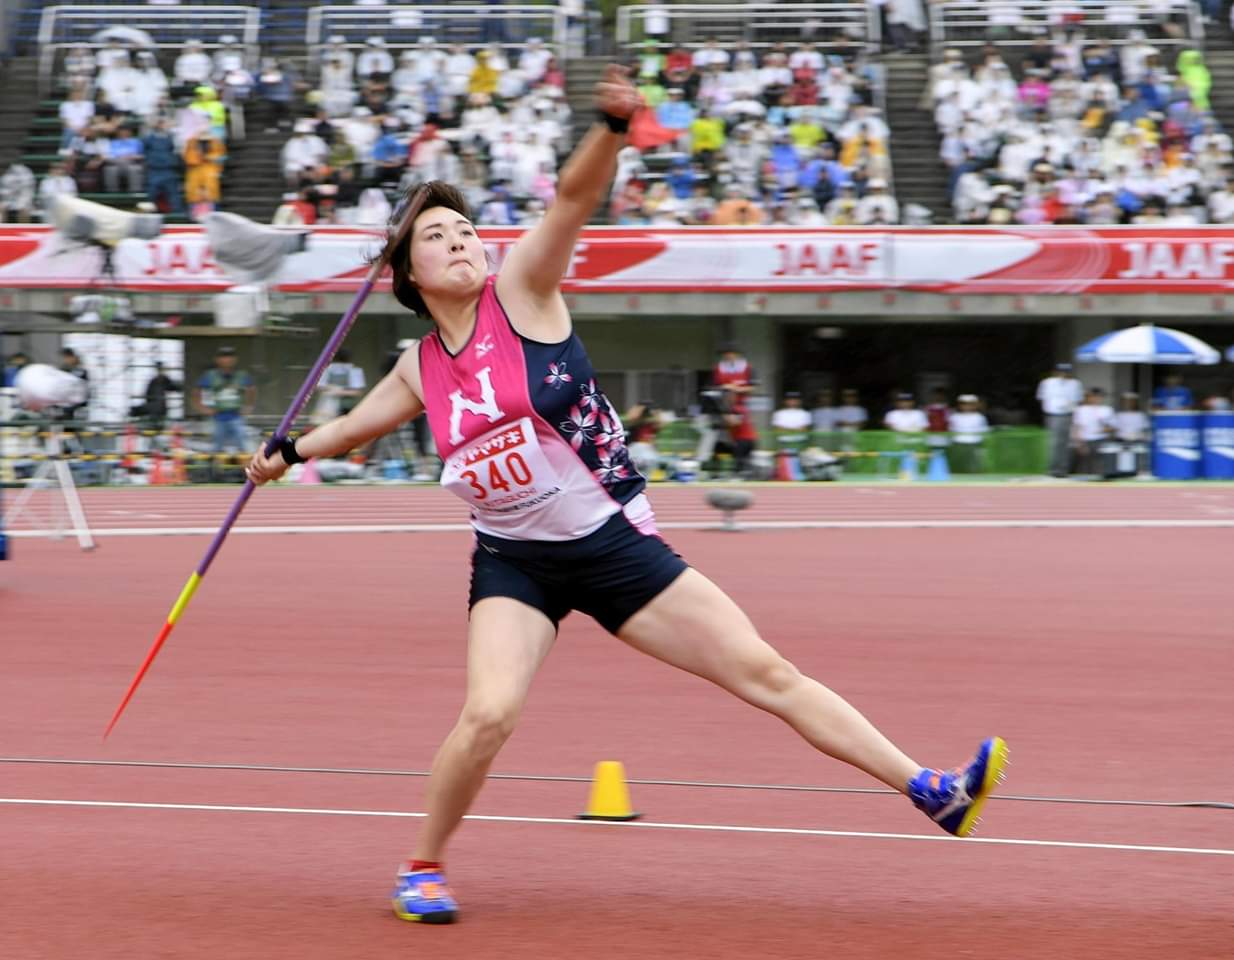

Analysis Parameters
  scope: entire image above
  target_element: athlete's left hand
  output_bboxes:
[594,64,642,119]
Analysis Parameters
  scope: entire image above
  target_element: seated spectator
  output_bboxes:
[354,185,392,225]
[133,51,168,123]
[656,87,695,131]
[256,57,297,132]
[443,44,476,98]
[38,161,77,219]
[272,188,317,225]
[855,177,899,224]
[95,37,128,72]
[834,388,868,435]
[884,393,928,434]
[370,117,406,185]
[68,124,110,191]
[712,184,764,225]
[281,119,328,188]
[771,392,812,445]
[1112,392,1149,441]
[98,50,141,114]
[64,45,96,89]
[59,84,95,148]
[1153,372,1192,410]
[175,39,212,96]
[104,125,144,194]
[322,35,354,78]
[357,37,393,82]
[319,52,357,117]
[0,163,35,223]
[213,35,246,84]
[469,50,500,98]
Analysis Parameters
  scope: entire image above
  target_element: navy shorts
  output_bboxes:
[468,512,690,634]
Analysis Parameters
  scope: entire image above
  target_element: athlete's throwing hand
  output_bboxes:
[594,64,642,120]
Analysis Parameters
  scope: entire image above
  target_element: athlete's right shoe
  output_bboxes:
[907,736,1009,837]
[391,866,459,924]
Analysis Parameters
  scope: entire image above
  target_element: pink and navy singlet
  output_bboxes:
[417,276,688,634]
[418,276,654,542]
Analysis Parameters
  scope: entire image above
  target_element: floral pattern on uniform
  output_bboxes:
[560,403,598,451]
[544,362,574,389]
[556,380,633,486]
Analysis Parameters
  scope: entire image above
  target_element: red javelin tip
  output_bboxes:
[104,621,175,739]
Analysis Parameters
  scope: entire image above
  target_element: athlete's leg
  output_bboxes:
[412,597,557,862]
[617,569,919,790]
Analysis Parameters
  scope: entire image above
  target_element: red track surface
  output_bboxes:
[8,481,1234,532]
[2,486,1231,958]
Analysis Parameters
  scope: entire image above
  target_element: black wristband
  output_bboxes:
[598,111,630,135]
[277,435,305,465]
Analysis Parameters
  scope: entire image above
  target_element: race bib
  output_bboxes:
[441,417,563,517]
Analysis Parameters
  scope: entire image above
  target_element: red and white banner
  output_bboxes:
[2,225,1234,295]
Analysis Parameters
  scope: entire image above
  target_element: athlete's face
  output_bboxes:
[408,205,487,299]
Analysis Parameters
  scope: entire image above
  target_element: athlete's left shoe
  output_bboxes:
[908,736,1009,837]
[391,865,459,924]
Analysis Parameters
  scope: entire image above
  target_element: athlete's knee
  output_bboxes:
[457,700,521,755]
[734,651,803,705]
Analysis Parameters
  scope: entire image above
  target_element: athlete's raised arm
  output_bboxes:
[496,64,642,324]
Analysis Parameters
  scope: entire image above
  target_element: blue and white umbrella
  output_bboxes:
[1076,324,1220,365]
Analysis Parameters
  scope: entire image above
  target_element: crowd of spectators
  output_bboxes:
[608,37,900,226]
[274,35,569,226]
[0,34,293,222]
[930,33,1233,224]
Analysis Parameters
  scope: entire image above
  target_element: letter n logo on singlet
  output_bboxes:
[448,366,504,444]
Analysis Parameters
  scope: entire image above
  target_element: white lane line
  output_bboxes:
[0,797,1229,857]
[9,519,1234,538]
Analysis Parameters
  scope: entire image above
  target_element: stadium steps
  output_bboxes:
[564,57,616,222]
[0,57,43,172]
[883,53,950,223]
[1203,48,1234,139]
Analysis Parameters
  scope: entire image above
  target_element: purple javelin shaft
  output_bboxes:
[194,276,377,578]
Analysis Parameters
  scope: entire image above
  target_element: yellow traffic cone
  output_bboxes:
[577,761,641,821]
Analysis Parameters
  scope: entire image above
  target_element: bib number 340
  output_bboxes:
[460,450,534,500]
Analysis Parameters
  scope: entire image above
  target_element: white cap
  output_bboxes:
[367,36,386,47]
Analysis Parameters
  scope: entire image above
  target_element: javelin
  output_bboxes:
[104,187,428,738]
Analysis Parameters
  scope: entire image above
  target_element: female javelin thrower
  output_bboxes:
[247,66,1007,925]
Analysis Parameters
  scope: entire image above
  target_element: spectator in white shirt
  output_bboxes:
[356,37,394,81]
[854,178,899,225]
[519,37,552,84]
[322,36,354,78]
[281,119,329,187]
[947,393,989,472]
[213,35,246,83]
[1037,362,1085,476]
[38,161,77,219]
[60,86,95,146]
[885,393,929,433]
[1071,387,1115,475]
[95,38,128,72]
[175,40,213,92]
[693,37,730,71]
[772,392,813,445]
[1112,392,1149,442]
[789,42,824,73]
[444,45,477,98]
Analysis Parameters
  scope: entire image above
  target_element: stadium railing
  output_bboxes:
[304,4,568,80]
[616,3,881,54]
[37,5,262,95]
[929,0,1202,50]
